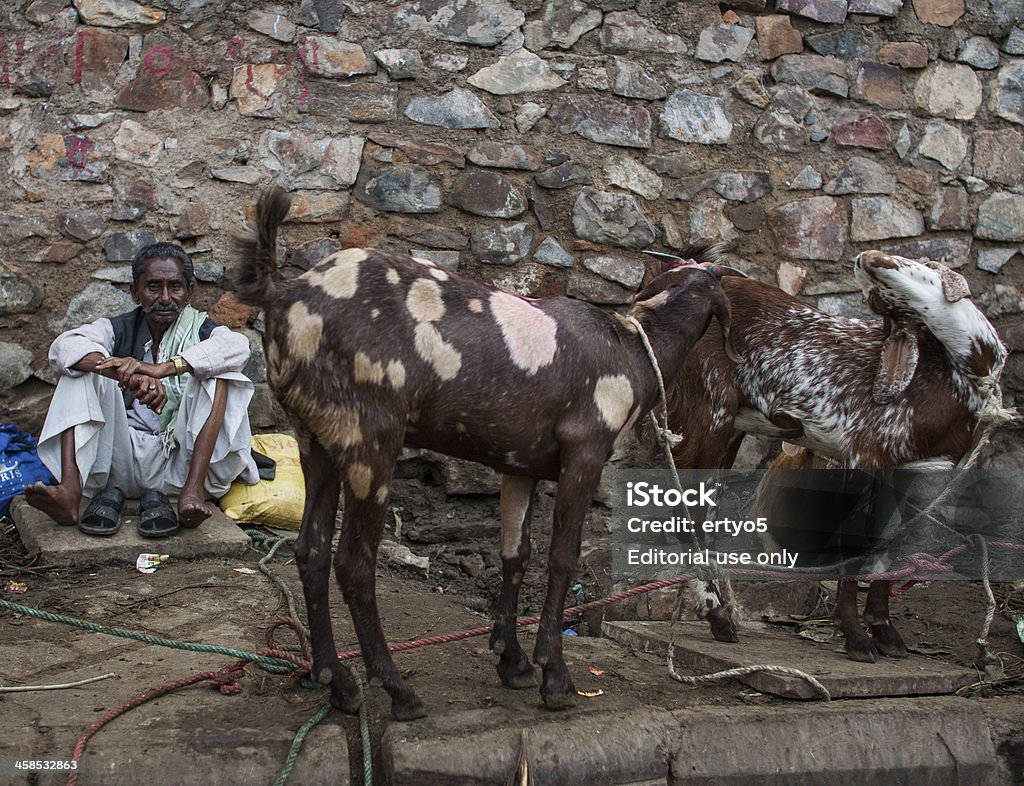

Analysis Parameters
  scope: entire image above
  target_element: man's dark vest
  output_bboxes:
[108,307,218,408]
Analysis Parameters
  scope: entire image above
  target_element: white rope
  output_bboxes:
[665,574,830,700]
[665,652,832,700]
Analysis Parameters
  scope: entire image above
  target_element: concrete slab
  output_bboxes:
[10,495,251,568]
[602,620,978,700]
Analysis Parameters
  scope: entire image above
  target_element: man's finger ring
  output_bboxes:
[148,384,156,390]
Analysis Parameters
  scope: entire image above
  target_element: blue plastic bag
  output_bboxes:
[0,423,55,517]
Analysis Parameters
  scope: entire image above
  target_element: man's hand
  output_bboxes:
[126,374,168,414]
[95,356,173,386]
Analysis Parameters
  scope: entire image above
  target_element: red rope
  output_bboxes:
[65,541,1024,782]
[66,617,312,785]
[334,540,1024,661]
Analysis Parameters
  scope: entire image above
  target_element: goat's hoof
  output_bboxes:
[329,686,365,715]
[844,642,878,664]
[707,608,739,643]
[540,689,578,711]
[498,652,537,689]
[540,669,577,710]
[869,623,909,659]
[500,668,538,690]
[391,694,427,722]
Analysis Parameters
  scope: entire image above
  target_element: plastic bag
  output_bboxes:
[0,423,55,517]
[218,433,305,530]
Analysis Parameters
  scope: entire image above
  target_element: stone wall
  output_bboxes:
[2,0,1023,448]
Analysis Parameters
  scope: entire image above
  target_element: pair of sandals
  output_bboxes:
[79,488,180,538]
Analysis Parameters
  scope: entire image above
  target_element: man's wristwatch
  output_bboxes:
[171,355,188,376]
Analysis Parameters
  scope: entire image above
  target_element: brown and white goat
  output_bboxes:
[234,187,736,719]
[654,249,1009,662]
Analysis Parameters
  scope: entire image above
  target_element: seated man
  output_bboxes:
[24,242,259,538]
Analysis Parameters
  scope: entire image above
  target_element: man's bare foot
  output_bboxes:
[178,492,213,529]
[23,481,82,526]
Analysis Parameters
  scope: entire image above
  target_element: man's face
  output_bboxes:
[132,256,193,331]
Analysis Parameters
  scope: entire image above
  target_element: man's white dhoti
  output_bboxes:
[37,371,258,501]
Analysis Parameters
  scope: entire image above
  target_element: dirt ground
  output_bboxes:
[2,477,1023,784]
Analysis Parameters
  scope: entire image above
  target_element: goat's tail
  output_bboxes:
[233,187,291,308]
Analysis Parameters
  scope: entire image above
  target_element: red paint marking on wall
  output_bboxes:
[226,36,243,60]
[244,64,270,100]
[293,45,311,106]
[143,43,175,76]
[74,30,96,84]
[0,36,9,85]
[66,135,93,169]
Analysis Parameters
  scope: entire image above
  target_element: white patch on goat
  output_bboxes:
[321,405,362,449]
[690,579,723,615]
[285,302,323,364]
[468,299,483,314]
[307,249,365,299]
[370,308,381,319]
[386,360,406,389]
[407,278,445,323]
[386,268,400,285]
[375,485,389,505]
[414,323,462,381]
[429,267,450,282]
[347,463,373,500]
[412,256,437,267]
[855,252,1005,379]
[593,375,635,430]
[500,475,533,560]
[354,351,385,385]
[489,291,558,375]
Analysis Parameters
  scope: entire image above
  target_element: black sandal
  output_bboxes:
[138,490,179,538]
[79,487,125,536]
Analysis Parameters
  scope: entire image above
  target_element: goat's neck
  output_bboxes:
[917,300,1006,383]
[631,308,707,388]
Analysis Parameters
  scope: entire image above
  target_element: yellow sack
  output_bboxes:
[219,433,305,530]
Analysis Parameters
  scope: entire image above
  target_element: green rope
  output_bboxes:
[273,703,333,786]
[0,530,376,786]
[0,598,297,674]
[244,530,374,786]
[247,529,308,637]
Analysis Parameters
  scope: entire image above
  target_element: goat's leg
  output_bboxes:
[334,452,425,721]
[835,579,877,663]
[864,580,908,658]
[533,450,605,711]
[293,437,363,713]
[490,475,538,689]
[694,579,739,642]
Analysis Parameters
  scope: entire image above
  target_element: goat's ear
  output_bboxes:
[924,261,971,302]
[873,321,920,404]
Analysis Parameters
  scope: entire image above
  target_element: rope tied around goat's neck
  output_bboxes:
[624,315,728,600]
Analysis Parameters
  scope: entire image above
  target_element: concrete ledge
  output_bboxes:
[10,495,252,568]
[664,698,997,785]
[384,697,1000,786]
[385,706,676,786]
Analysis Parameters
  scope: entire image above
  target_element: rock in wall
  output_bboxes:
[1,0,1023,448]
